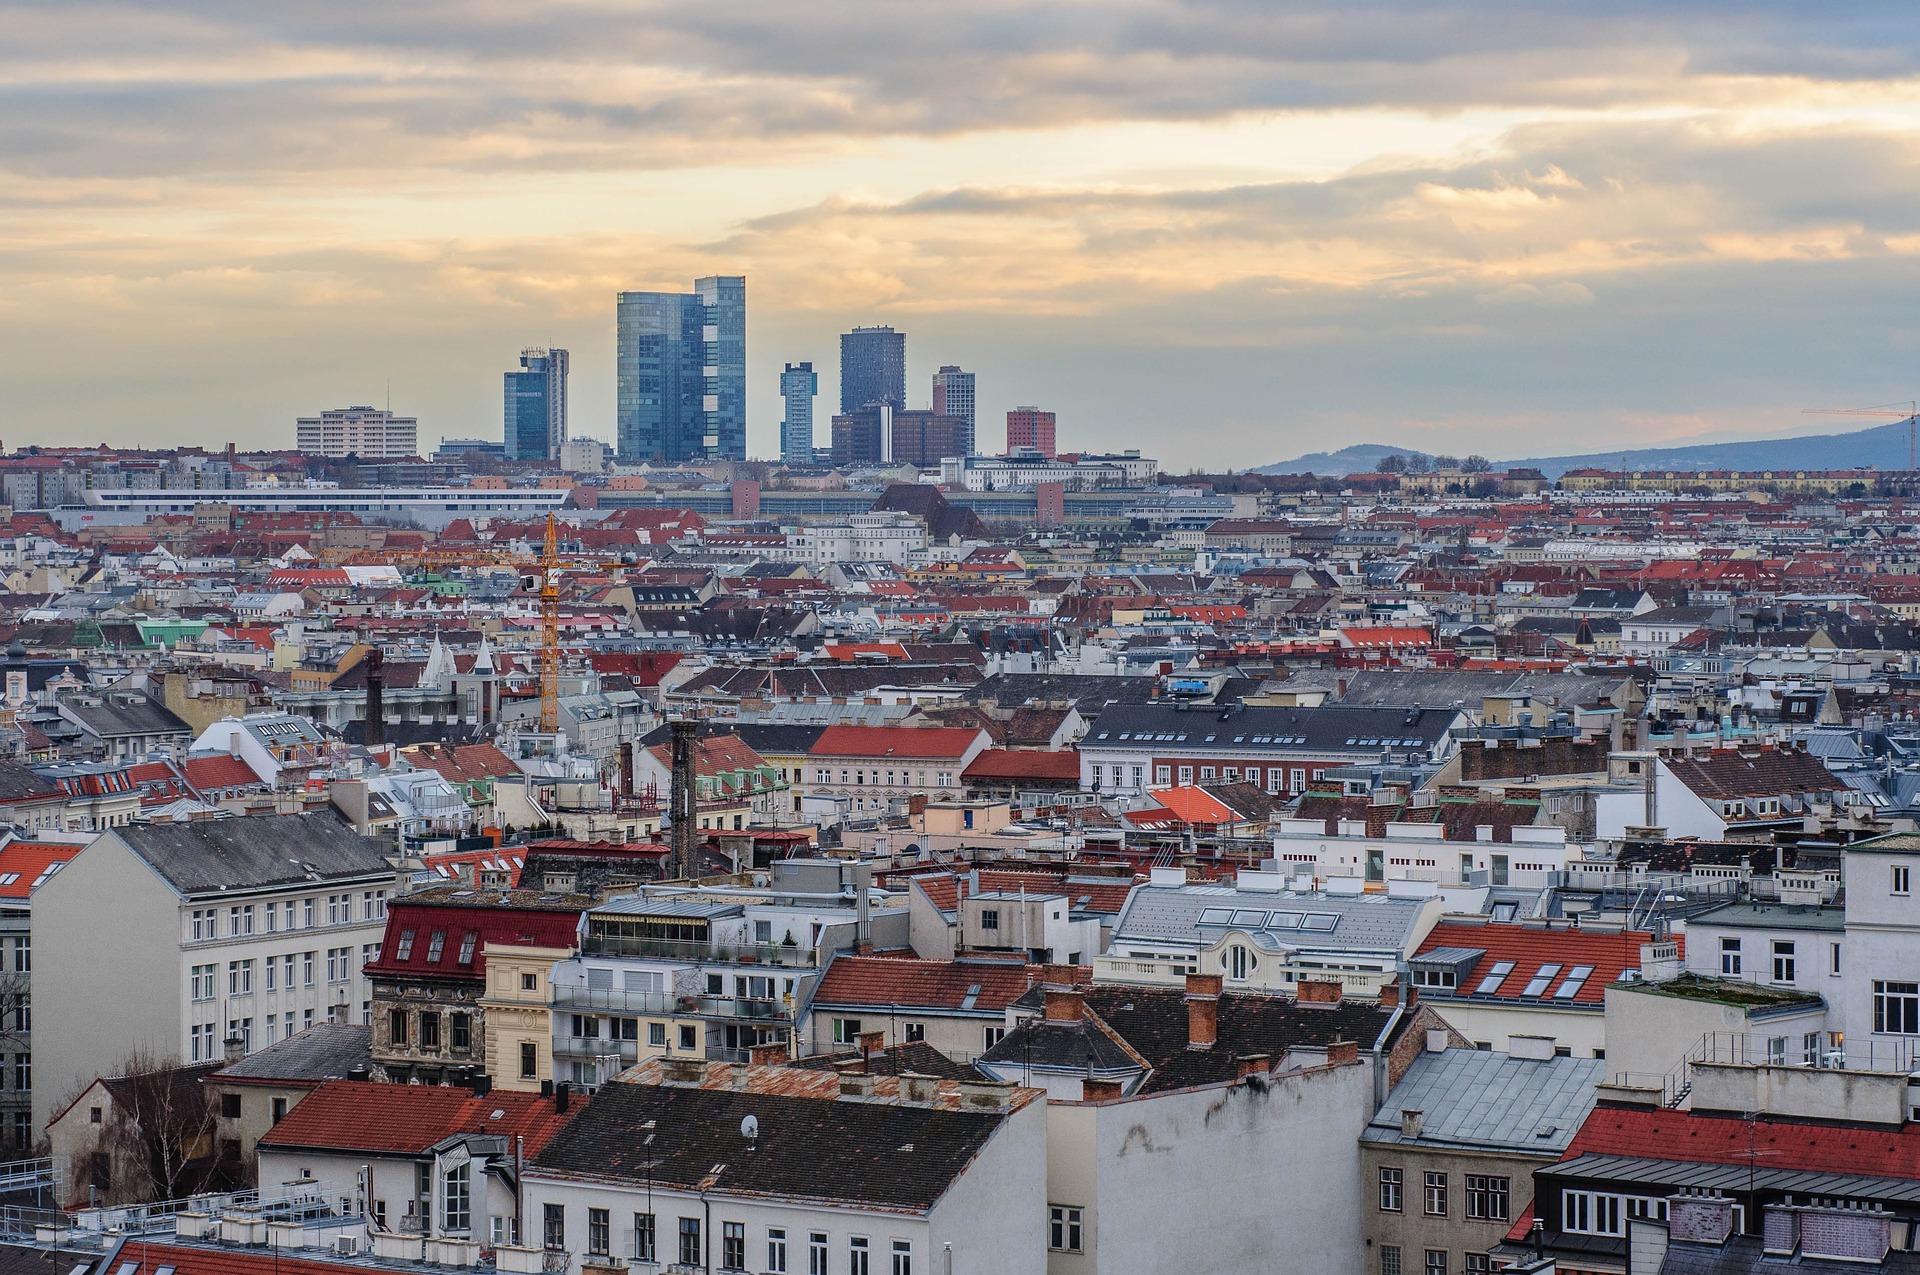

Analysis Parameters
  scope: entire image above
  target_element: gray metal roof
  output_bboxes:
[591,897,744,920]
[1110,883,1432,955]
[1364,1048,1602,1154]
[1687,901,1845,932]
[114,810,393,896]
[211,1022,372,1084]
[1549,1152,1920,1205]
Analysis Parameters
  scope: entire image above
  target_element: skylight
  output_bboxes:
[1198,908,1234,925]
[1521,963,1562,997]
[1473,960,1516,994]
[1553,965,1595,999]
[1301,913,1339,931]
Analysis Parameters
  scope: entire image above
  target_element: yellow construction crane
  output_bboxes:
[320,512,594,732]
[1804,400,1919,470]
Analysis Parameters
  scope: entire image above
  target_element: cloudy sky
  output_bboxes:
[5,2,1919,467]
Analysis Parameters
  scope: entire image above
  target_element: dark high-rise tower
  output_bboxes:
[840,326,905,414]
[503,347,569,461]
[615,276,746,463]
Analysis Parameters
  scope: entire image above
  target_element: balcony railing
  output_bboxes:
[554,985,792,1022]
[580,934,820,968]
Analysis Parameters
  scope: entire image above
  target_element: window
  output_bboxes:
[271,1096,287,1124]
[326,894,345,925]
[890,1240,912,1275]
[1228,945,1255,980]
[833,1018,863,1044]
[228,960,253,996]
[1562,1190,1623,1236]
[765,1229,787,1274]
[1464,1175,1508,1222]
[420,1014,441,1049]
[587,1208,610,1257]
[1155,765,1172,785]
[191,909,215,941]
[808,1232,828,1275]
[980,909,999,931]
[395,930,416,960]
[389,1009,407,1045]
[1049,1205,1084,1252]
[451,1013,471,1051]
[1177,766,1193,785]
[678,1217,701,1267]
[1772,940,1796,983]
[326,947,351,983]
[302,898,315,928]
[984,1026,1006,1050]
[283,900,295,930]
[1874,980,1920,1034]
[541,1204,564,1251]
[221,1093,242,1118]
[678,1025,697,1050]
[11,937,26,974]
[1831,942,1842,976]
[648,1022,667,1047]
[191,1024,214,1062]
[849,1237,870,1275]
[442,1160,471,1235]
[722,1221,745,1271]
[6,1055,17,1092]
[191,964,216,1001]
[284,954,295,988]
[904,1022,925,1043]
[1424,1253,1447,1275]
[633,1213,655,1262]
[1464,1256,1492,1274]
[1720,937,1742,976]
[1380,1247,1402,1275]
[457,932,479,965]
[302,951,315,986]
[519,1042,538,1079]
[1896,865,1912,895]
[1423,1171,1448,1217]
[1379,1167,1403,1212]
[425,931,445,962]
[264,958,277,992]
[1520,964,1561,997]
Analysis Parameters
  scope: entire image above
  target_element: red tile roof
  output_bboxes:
[365,897,584,982]
[1564,1105,1920,1179]
[0,840,80,899]
[962,748,1081,782]
[810,956,1036,1013]
[258,1079,583,1156]
[810,725,987,760]
[1413,921,1669,1006]
[95,1241,406,1275]
[182,754,266,793]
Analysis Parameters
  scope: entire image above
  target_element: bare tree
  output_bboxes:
[59,1051,220,1206]
[1462,455,1494,473]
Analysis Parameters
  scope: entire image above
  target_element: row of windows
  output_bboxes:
[191,1005,371,1060]
[388,1009,473,1052]
[546,1204,916,1275]
[1717,936,1841,982]
[190,947,375,999]
[188,892,385,942]
[811,769,955,788]
[831,1017,1004,1051]
[1379,1170,1508,1222]
[1378,1248,1494,1275]
[1090,762,1319,792]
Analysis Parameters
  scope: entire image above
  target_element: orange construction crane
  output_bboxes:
[1804,400,1918,470]
[321,512,595,732]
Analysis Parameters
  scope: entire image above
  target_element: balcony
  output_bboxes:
[554,985,791,1022]
[580,934,819,969]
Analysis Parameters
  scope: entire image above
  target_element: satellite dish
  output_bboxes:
[740,1115,759,1141]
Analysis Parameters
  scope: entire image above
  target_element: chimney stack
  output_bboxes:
[1297,978,1344,1007]
[1185,972,1222,1050]
[364,647,385,749]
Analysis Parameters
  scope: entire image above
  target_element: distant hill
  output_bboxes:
[1253,443,1432,476]
[1254,418,1916,481]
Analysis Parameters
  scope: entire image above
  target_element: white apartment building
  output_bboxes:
[1837,833,1920,1065]
[520,1059,1046,1275]
[788,513,928,565]
[32,811,397,1138]
[295,406,420,458]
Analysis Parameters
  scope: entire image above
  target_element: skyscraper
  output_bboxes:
[780,362,818,465]
[931,365,976,457]
[840,326,905,414]
[503,347,569,461]
[1007,406,1058,458]
[615,276,746,463]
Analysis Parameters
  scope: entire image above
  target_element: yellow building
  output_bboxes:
[477,943,571,1093]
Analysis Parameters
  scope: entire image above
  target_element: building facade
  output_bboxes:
[504,347,570,462]
[889,410,970,468]
[932,366,976,456]
[294,407,420,459]
[779,361,818,465]
[615,276,746,463]
[1006,407,1057,458]
[840,326,906,413]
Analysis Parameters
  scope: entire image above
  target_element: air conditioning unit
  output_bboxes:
[335,1236,360,1256]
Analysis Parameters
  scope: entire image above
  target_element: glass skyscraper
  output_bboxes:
[615,275,746,462]
[840,325,906,414]
[932,365,976,457]
[780,362,818,464]
[503,347,569,461]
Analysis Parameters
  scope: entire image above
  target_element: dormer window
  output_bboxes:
[426,931,445,962]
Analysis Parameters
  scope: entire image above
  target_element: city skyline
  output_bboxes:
[6,5,1920,467]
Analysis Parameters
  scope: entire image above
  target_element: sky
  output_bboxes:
[4,2,1920,468]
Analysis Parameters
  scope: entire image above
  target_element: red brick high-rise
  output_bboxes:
[1006,406,1057,458]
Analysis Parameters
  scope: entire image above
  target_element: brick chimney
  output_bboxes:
[1082,1078,1126,1102]
[1044,987,1084,1022]
[1327,1039,1359,1066]
[1235,1053,1271,1080]
[1297,978,1344,1007]
[1185,972,1222,1050]
[855,1029,886,1070]
[749,1042,790,1066]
